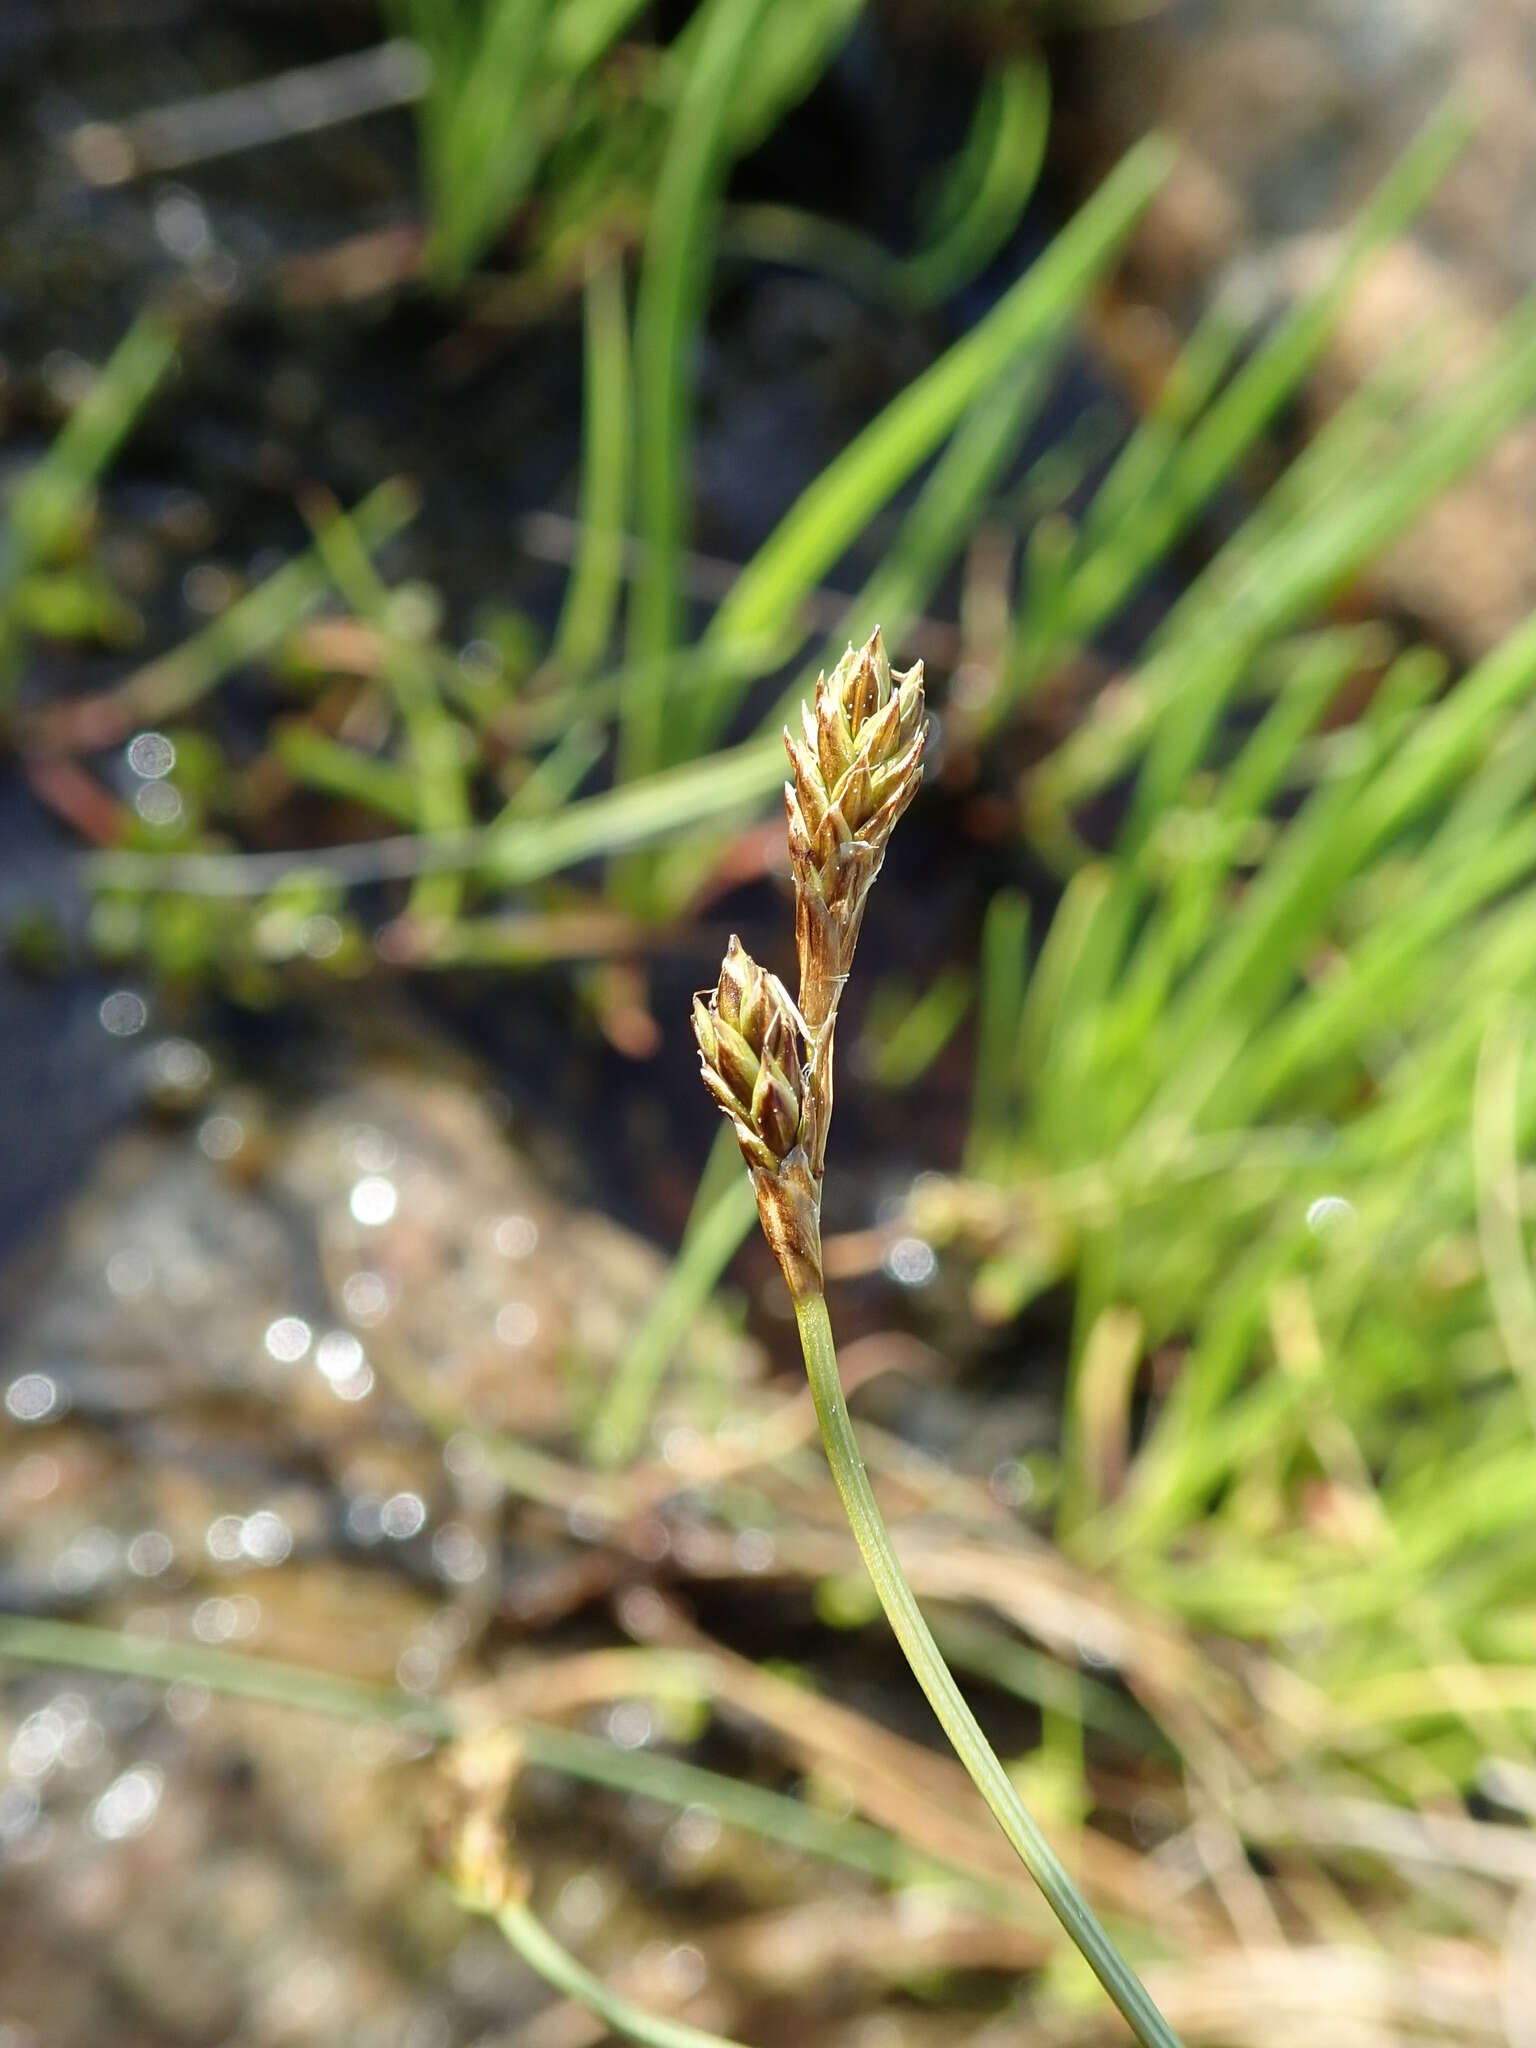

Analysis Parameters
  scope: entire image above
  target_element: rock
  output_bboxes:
[0,1040,761,2046]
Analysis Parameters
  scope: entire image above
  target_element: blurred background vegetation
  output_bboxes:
[4,2,1536,2043]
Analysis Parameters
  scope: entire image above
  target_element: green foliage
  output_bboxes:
[387,0,873,287]
[80,128,1169,944]
[19,18,1536,1970]
[624,0,778,746]
[928,499,1536,1809]
[0,316,178,699]
[47,94,1536,1643]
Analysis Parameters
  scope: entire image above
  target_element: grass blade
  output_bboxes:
[702,134,1174,691]
[624,0,776,760]
[553,246,634,677]
[587,1127,758,1467]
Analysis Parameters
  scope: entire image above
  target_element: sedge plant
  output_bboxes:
[691,628,1181,2048]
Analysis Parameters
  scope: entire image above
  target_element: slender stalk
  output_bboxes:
[694,633,1180,2043]
[793,1288,1181,2048]
[466,1892,752,2048]
[0,1616,1011,1909]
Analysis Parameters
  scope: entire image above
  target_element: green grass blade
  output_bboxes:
[419,0,554,283]
[489,729,785,884]
[717,0,865,153]
[5,315,178,573]
[474,1899,755,2048]
[1109,630,1382,1076]
[587,1127,758,1467]
[1041,291,1536,822]
[624,0,776,757]
[896,59,1050,307]
[46,480,417,745]
[863,967,974,1090]
[274,723,421,825]
[496,721,606,822]
[967,889,1030,1174]
[702,133,1174,681]
[2,315,178,691]
[1074,296,1249,559]
[1142,650,1447,1128]
[1012,98,1471,697]
[553,247,634,677]
[547,0,651,74]
[303,495,471,925]
[840,350,1054,665]
[0,1614,1019,1911]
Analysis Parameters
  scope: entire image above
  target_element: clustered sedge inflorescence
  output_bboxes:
[688,629,1181,2048]
[692,628,927,1298]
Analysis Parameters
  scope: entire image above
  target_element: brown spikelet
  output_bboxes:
[694,629,925,1299]
[783,626,927,1033]
[692,938,805,1174]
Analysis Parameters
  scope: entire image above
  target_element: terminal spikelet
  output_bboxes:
[783,627,927,1033]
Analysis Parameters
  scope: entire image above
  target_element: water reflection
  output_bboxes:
[0,1051,768,2044]
[4,1374,58,1423]
[263,1317,312,1364]
[126,733,175,779]
[196,1114,244,1160]
[125,1531,174,1577]
[349,1176,398,1227]
[98,991,147,1038]
[90,1766,162,1842]
[378,1492,427,1541]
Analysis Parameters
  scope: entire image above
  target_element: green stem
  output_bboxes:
[468,1892,751,2048]
[0,1615,1019,1915]
[793,1289,1182,2048]
[552,243,632,678]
